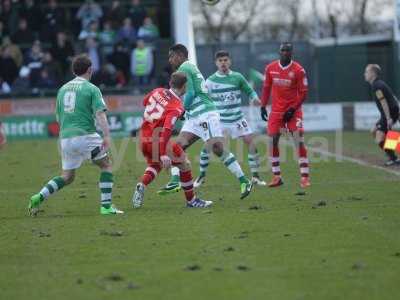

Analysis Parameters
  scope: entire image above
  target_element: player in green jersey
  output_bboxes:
[28,54,123,216]
[158,44,253,199]
[194,50,266,188]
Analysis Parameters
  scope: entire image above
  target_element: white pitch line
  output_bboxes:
[307,146,400,177]
[276,137,400,177]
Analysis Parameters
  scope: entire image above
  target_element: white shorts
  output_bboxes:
[221,117,253,139]
[60,133,107,170]
[181,111,223,142]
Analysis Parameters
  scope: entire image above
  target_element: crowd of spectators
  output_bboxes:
[0,0,161,95]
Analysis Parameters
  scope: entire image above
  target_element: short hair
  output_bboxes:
[169,44,188,58]
[215,50,230,60]
[72,54,92,76]
[367,64,381,77]
[170,71,187,89]
[280,42,293,51]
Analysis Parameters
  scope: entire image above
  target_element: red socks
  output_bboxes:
[270,145,281,176]
[298,144,309,178]
[180,170,195,202]
[141,165,161,186]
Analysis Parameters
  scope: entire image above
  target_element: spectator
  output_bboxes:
[1,36,23,67]
[12,66,31,94]
[137,17,159,41]
[130,39,153,88]
[0,21,8,42]
[51,31,74,77]
[105,1,125,30]
[18,0,42,34]
[116,17,136,47]
[158,64,173,88]
[107,42,130,85]
[92,63,118,88]
[78,20,99,40]
[126,0,146,30]
[0,45,19,86]
[41,0,65,42]
[99,20,116,56]
[0,0,19,35]
[0,77,11,94]
[85,37,100,73]
[37,68,57,89]
[76,0,103,32]
[11,18,35,46]
[42,51,62,86]
[23,40,44,87]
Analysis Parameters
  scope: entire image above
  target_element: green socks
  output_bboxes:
[39,176,66,201]
[99,171,113,209]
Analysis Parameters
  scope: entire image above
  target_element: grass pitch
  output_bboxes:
[1,132,399,300]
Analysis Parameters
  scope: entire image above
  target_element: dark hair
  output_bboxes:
[72,54,92,76]
[215,50,230,60]
[170,71,187,89]
[367,64,381,77]
[280,42,293,51]
[169,44,188,58]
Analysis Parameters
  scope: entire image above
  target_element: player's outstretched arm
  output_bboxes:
[183,74,195,109]
[239,74,260,104]
[96,111,111,151]
[293,68,308,110]
[376,89,393,128]
[260,65,272,107]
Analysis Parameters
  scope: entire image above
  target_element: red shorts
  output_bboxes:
[267,110,304,136]
[140,141,185,166]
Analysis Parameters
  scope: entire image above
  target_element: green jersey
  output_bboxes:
[206,70,258,123]
[178,61,216,118]
[56,77,107,138]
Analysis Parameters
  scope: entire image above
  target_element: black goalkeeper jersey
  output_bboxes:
[371,79,399,120]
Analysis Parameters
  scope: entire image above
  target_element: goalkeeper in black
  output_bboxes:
[364,64,400,166]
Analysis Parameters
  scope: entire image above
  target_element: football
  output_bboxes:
[201,0,221,5]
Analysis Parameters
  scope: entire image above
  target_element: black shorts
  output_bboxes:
[376,110,399,133]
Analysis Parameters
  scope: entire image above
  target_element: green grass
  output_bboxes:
[1,131,400,300]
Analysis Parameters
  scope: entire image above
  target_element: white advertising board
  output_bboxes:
[354,102,400,130]
[243,103,343,133]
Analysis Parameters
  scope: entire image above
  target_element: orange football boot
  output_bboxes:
[268,176,284,188]
[300,177,311,188]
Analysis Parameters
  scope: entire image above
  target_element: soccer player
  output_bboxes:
[0,121,6,149]
[193,50,266,188]
[28,54,123,216]
[260,42,310,188]
[132,72,212,208]
[364,64,400,166]
[158,44,253,199]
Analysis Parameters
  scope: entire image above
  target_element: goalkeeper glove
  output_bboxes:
[260,107,268,121]
[283,107,296,123]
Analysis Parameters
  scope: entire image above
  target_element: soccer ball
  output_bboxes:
[201,0,221,5]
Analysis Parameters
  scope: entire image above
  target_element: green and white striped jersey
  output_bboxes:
[206,70,258,123]
[178,61,216,118]
[56,77,107,138]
